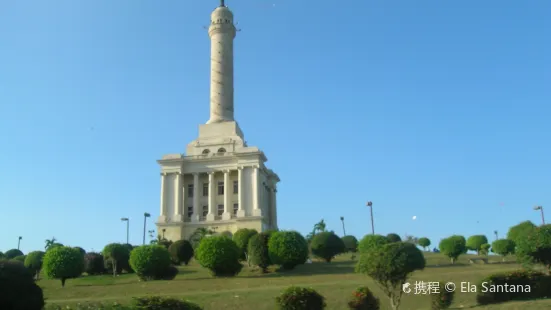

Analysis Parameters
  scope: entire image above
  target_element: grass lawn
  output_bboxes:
[40,252,551,309]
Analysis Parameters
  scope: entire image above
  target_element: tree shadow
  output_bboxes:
[240,261,356,278]
[425,263,470,268]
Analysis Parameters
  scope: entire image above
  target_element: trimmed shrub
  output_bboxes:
[466,235,489,254]
[168,240,194,265]
[438,235,467,264]
[347,286,380,310]
[310,232,346,262]
[418,237,431,251]
[42,246,85,287]
[24,251,45,279]
[248,232,272,272]
[476,270,551,305]
[232,228,258,261]
[516,224,551,269]
[195,236,242,277]
[132,296,203,309]
[342,236,359,253]
[430,282,454,309]
[12,255,26,263]
[268,231,309,270]
[73,247,86,256]
[84,252,105,275]
[275,286,326,310]
[220,231,233,238]
[491,239,515,261]
[157,265,179,280]
[480,243,491,255]
[129,245,173,281]
[102,243,129,276]
[46,243,64,252]
[4,249,23,259]
[0,260,45,310]
[357,235,389,253]
[386,233,402,243]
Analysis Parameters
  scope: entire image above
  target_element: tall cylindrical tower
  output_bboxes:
[207,2,236,124]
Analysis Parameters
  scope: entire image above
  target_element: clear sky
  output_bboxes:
[0,0,549,254]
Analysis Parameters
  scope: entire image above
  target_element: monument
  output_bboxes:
[156,1,280,241]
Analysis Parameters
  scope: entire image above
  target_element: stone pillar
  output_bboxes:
[222,170,231,220]
[236,167,245,217]
[158,173,167,223]
[252,165,262,216]
[192,173,200,222]
[207,172,216,221]
[173,173,183,222]
[182,175,186,219]
[270,187,278,229]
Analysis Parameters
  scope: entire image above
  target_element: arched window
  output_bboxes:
[202,149,210,155]
[217,148,226,153]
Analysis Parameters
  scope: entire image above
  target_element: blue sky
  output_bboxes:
[0,0,549,254]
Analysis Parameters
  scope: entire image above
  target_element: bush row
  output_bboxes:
[476,269,551,305]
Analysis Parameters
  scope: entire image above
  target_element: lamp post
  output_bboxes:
[143,213,151,245]
[534,206,545,225]
[367,201,374,235]
[17,236,22,250]
[121,218,129,244]
[494,230,498,241]
[340,216,346,236]
[162,228,166,239]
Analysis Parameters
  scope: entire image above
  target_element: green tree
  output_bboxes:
[516,224,551,273]
[12,255,26,263]
[491,239,515,262]
[4,249,23,259]
[42,246,84,287]
[310,231,346,262]
[189,228,214,248]
[341,235,359,253]
[73,247,86,256]
[102,243,128,276]
[466,235,489,255]
[314,219,327,233]
[247,232,272,272]
[356,242,426,310]
[24,251,45,280]
[0,260,45,309]
[358,234,389,253]
[44,237,57,251]
[232,228,258,262]
[507,221,536,248]
[439,235,467,264]
[129,245,173,281]
[386,233,402,243]
[480,243,491,256]
[268,231,309,270]
[418,237,431,251]
[168,240,194,265]
[195,236,243,277]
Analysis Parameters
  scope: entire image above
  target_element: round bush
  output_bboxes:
[12,255,26,263]
[342,236,359,253]
[248,232,272,272]
[84,252,105,275]
[24,251,45,279]
[275,286,326,310]
[102,243,130,275]
[268,231,309,270]
[42,246,85,287]
[357,235,389,253]
[195,236,243,277]
[46,243,64,252]
[4,249,23,260]
[232,228,258,260]
[73,247,86,256]
[132,296,203,310]
[129,245,172,281]
[168,240,194,265]
[310,232,346,262]
[386,233,402,243]
[430,282,454,309]
[0,260,45,310]
[347,286,380,310]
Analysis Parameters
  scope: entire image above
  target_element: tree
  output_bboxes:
[404,235,419,245]
[168,240,194,265]
[314,219,327,234]
[232,228,258,262]
[491,239,515,262]
[129,245,173,281]
[356,242,426,310]
[466,235,488,255]
[44,237,57,251]
[507,221,536,248]
[358,235,389,253]
[418,237,431,251]
[480,243,491,256]
[84,252,106,275]
[189,227,214,248]
[195,236,242,276]
[73,247,86,256]
[516,224,551,273]
[341,236,359,253]
[0,260,45,309]
[268,231,309,270]
[102,243,129,276]
[247,232,272,272]
[386,233,402,243]
[42,246,84,287]
[439,235,467,264]
[310,232,346,262]
[4,249,23,260]
[24,251,45,280]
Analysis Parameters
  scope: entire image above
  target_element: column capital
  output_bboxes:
[237,166,244,171]
[160,172,168,176]
[208,171,215,176]
[223,169,231,174]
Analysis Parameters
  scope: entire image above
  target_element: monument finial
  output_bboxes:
[220,0,225,7]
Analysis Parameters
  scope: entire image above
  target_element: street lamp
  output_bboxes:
[17,236,22,250]
[340,216,346,236]
[534,206,545,225]
[367,201,374,235]
[143,213,151,245]
[494,230,498,241]
[121,218,129,244]
[162,228,166,239]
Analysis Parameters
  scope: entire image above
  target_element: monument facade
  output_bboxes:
[156,1,280,241]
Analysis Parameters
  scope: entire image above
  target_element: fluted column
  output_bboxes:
[236,167,245,217]
[158,173,167,223]
[173,173,183,222]
[222,170,232,220]
[252,165,262,216]
[207,172,216,221]
[192,173,200,222]
[270,187,278,229]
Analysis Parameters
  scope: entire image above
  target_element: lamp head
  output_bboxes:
[121,217,129,221]
[367,201,373,207]
[144,212,151,217]
[534,206,542,210]
[340,216,344,221]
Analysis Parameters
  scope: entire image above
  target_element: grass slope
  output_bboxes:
[40,252,551,309]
